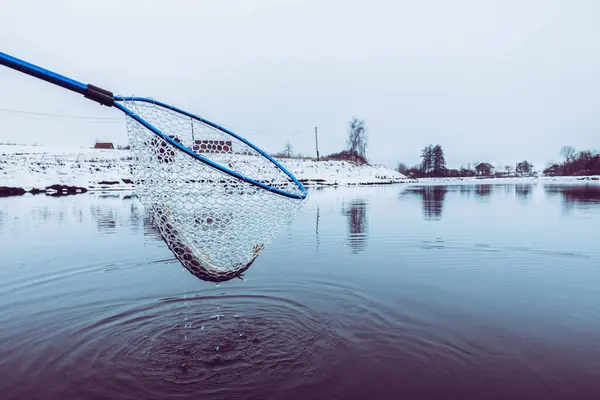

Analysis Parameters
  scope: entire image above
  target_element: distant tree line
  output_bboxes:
[396,144,540,178]
[516,160,534,175]
[543,146,600,176]
[398,144,476,178]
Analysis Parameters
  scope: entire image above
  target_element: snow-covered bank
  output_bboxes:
[0,145,133,191]
[0,145,409,191]
[413,176,600,185]
[273,158,410,186]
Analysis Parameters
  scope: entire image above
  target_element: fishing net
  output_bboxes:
[121,99,307,282]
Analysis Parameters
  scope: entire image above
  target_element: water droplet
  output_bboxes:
[201,326,204,330]
[215,346,220,351]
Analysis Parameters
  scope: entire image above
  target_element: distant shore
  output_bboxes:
[2,144,599,198]
[0,144,410,196]
[409,175,600,185]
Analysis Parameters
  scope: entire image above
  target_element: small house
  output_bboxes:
[475,162,495,176]
[543,164,560,176]
[94,142,114,149]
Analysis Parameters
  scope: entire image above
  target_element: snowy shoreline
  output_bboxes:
[2,145,599,197]
[409,176,600,185]
[0,145,411,193]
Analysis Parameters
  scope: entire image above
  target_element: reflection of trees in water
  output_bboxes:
[515,184,533,200]
[76,209,84,224]
[340,199,368,252]
[88,197,144,234]
[143,214,163,239]
[58,208,68,222]
[449,183,533,201]
[128,203,142,231]
[475,184,492,198]
[456,184,494,199]
[1,195,146,234]
[90,205,118,233]
[544,184,600,209]
[315,206,320,253]
[402,186,448,220]
[31,207,53,223]
[30,204,72,224]
[459,185,472,198]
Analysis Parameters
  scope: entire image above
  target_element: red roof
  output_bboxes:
[94,142,114,149]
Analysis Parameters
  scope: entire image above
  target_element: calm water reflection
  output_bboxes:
[341,199,368,252]
[400,182,600,220]
[515,183,533,200]
[545,183,600,209]
[400,186,448,220]
[1,183,600,400]
[475,183,492,198]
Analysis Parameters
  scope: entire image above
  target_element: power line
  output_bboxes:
[0,107,306,135]
[0,107,122,122]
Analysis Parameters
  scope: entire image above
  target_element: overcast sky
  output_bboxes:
[1,0,598,170]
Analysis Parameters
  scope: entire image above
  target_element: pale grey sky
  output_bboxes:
[1,0,598,170]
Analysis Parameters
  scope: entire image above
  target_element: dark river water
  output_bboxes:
[1,182,600,400]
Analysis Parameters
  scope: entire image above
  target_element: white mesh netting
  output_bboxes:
[122,100,306,282]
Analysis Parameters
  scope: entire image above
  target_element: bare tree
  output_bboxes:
[420,145,434,175]
[505,165,513,175]
[347,117,368,162]
[283,141,293,157]
[561,145,576,163]
[396,162,408,175]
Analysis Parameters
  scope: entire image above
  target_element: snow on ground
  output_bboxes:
[0,145,409,191]
[0,145,132,190]
[3,144,597,193]
[413,176,600,185]
[278,158,409,185]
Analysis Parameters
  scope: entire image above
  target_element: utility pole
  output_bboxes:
[315,126,320,160]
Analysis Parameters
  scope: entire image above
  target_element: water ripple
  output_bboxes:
[0,287,362,400]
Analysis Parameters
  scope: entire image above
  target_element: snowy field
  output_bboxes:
[0,145,133,190]
[3,144,599,194]
[0,144,409,191]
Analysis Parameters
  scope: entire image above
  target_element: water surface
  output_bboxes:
[1,183,600,399]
